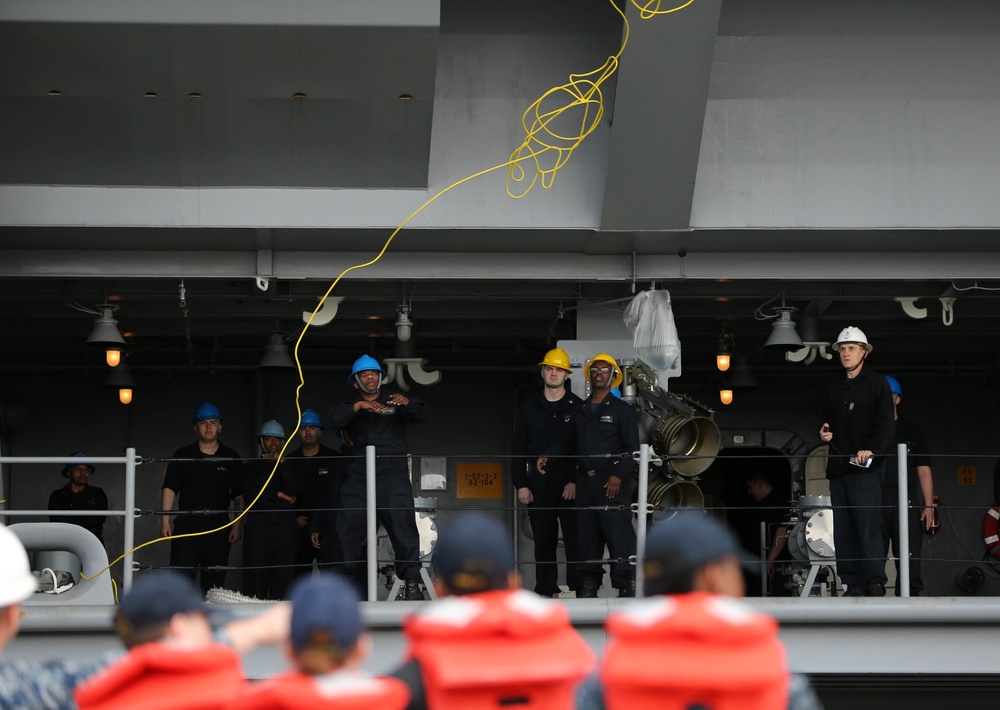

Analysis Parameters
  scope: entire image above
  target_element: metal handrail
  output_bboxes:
[0,450,139,591]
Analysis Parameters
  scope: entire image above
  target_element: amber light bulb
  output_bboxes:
[716,353,731,372]
[719,389,733,405]
[106,349,122,367]
[119,388,133,405]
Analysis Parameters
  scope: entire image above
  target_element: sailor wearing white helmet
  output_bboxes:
[819,327,895,597]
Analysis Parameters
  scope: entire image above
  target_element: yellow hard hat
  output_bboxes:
[538,347,572,372]
[584,352,623,389]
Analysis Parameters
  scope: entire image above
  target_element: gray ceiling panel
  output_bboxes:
[0,21,438,187]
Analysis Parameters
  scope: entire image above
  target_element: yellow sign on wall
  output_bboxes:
[958,466,976,485]
[456,462,504,499]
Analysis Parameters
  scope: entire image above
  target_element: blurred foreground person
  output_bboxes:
[1,522,104,710]
[0,527,285,710]
[230,574,409,710]
[393,513,594,710]
[578,513,823,710]
[74,571,288,710]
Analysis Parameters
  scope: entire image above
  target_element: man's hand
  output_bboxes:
[310,532,321,549]
[355,400,387,414]
[229,522,242,544]
[517,487,534,505]
[562,482,576,501]
[855,450,873,466]
[160,518,172,538]
[604,475,622,499]
[277,491,296,505]
[535,456,548,474]
[819,423,833,442]
[921,506,935,530]
[387,393,410,407]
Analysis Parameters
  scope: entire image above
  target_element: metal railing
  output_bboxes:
[0,443,937,600]
[1,450,139,591]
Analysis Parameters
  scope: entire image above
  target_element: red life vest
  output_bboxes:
[403,589,595,710]
[231,670,410,710]
[74,642,246,710]
[602,592,790,710]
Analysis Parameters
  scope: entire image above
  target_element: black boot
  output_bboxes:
[618,578,636,598]
[400,580,424,601]
[576,574,600,598]
[863,582,886,597]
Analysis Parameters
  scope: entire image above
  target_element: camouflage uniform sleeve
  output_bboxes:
[0,658,105,710]
[787,672,825,710]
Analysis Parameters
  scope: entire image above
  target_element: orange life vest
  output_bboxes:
[231,670,410,710]
[403,589,595,710]
[74,641,245,710]
[602,592,790,710]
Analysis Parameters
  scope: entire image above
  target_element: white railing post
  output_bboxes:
[366,445,377,602]
[636,444,650,598]
[897,442,910,597]
[123,448,137,592]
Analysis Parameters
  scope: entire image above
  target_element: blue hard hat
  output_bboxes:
[885,375,902,396]
[347,355,385,386]
[258,420,286,439]
[61,451,95,478]
[192,401,222,423]
[300,408,323,428]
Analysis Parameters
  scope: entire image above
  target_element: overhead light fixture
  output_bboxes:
[103,362,136,405]
[716,332,735,372]
[719,388,734,406]
[85,304,127,367]
[729,355,759,389]
[764,307,804,352]
[395,305,413,343]
[259,333,295,370]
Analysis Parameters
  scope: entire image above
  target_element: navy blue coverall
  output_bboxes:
[573,395,640,590]
[821,367,894,589]
[512,388,583,595]
[327,391,428,583]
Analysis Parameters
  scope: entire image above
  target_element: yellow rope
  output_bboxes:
[82,0,696,582]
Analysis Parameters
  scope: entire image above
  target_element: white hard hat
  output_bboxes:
[832,326,873,353]
[0,524,38,607]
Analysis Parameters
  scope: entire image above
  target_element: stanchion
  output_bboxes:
[897,442,910,597]
[366,445,377,602]
[635,443,651,599]
[124,447,137,591]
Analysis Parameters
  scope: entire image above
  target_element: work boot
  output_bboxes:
[576,574,600,598]
[863,582,886,597]
[400,580,424,601]
[843,585,864,597]
[617,578,636,598]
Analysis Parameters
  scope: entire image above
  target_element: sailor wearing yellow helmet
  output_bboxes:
[512,348,584,597]
[573,353,640,598]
